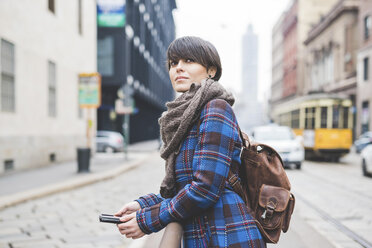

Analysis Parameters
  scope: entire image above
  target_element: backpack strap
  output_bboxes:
[196,117,248,203]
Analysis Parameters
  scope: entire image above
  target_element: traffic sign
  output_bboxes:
[79,73,101,108]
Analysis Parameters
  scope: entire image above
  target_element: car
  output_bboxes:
[361,144,372,177]
[354,131,372,153]
[96,131,125,153]
[250,125,304,169]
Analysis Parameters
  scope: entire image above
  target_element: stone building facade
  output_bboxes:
[0,0,97,173]
[357,0,372,136]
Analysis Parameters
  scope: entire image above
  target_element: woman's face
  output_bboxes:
[168,59,216,93]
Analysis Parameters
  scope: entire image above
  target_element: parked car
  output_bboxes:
[96,131,124,153]
[361,144,372,177]
[354,131,372,153]
[250,125,304,169]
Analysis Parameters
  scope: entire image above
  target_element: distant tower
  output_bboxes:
[235,24,264,131]
[242,24,258,102]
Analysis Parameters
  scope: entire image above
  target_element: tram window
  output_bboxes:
[321,107,327,128]
[305,107,315,129]
[343,107,349,128]
[332,105,340,128]
[291,110,300,129]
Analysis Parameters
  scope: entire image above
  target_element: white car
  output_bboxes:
[361,144,372,177]
[250,125,305,169]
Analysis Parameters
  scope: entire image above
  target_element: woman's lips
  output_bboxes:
[175,76,188,81]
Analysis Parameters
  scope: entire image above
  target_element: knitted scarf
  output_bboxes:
[158,79,235,198]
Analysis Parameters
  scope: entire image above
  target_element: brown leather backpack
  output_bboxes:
[228,130,295,243]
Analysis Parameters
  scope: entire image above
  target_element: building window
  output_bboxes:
[48,61,57,117]
[362,101,369,134]
[364,57,369,81]
[48,0,55,13]
[364,15,371,40]
[1,39,15,112]
[97,37,114,76]
[78,0,83,35]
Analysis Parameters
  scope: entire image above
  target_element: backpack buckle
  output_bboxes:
[229,174,239,187]
[261,202,276,220]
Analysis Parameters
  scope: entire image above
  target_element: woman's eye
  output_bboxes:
[170,61,178,66]
[185,58,194,63]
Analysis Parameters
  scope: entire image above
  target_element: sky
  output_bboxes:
[173,0,291,101]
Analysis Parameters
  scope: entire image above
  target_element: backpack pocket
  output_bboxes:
[255,184,293,243]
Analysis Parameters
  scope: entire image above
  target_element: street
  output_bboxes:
[1,151,372,248]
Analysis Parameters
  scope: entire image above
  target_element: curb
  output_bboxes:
[0,152,157,210]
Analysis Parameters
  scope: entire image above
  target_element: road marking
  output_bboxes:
[296,194,372,248]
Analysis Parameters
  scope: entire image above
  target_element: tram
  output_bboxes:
[272,93,353,161]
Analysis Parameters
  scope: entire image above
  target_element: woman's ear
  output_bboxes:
[207,66,217,78]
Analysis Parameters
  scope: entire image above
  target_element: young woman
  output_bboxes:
[115,36,266,247]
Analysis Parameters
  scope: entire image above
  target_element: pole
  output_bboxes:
[123,113,130,160]
[87,108,92,148]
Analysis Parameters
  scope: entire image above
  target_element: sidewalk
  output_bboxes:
[0,139,160,210]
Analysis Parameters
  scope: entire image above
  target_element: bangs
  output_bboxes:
[166,37,207,69]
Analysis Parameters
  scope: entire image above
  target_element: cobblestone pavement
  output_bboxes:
[0,152,164,248]
[1,151,371,248]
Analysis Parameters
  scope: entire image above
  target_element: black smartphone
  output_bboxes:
[99,214,124,224]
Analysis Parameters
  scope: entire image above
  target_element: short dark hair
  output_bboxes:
[166,36,222,81]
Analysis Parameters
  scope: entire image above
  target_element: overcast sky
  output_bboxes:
[173,0,291,101]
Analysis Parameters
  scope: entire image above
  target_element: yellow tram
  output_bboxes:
[273,94,353,161]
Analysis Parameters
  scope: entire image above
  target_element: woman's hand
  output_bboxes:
[117,212,145,239]
[114,201,141,217]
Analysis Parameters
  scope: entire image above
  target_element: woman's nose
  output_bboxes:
[176,60,184,71]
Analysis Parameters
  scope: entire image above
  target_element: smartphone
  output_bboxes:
[99,214,124,224]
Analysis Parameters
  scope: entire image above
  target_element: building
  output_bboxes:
[97,0,176,143]
[235,25,265,131]
[0,0,97,174]
[270,0,340,123]
[271,12,286,107]
[242,24,258,100]
[357,0,372,136]
[303,0,360,136]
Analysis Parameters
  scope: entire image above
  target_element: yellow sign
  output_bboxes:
[79,73,101,108]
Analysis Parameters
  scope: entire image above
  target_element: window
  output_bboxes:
[78,103,83,118]
[305,107,315,129]
[364,57,369,81]
[342,107,349,129]
[1,39,15,112]
[48,0,55,13]
[364,15,371,40]
[48,61,57,117]
[78,0,83,34]
[291,110,300,129]
[362,101,369,134]
[332,105,340,128]
[97,37,114,76]
[321,107,328,128]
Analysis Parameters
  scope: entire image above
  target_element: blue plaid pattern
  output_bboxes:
[136,99,266,247]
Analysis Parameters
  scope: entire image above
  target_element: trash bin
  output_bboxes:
[77,148,90,173]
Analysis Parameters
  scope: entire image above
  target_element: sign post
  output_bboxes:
[78,73,101,172]
[116,84,133,160]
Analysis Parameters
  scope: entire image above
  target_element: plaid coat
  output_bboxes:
[136,99,266,247]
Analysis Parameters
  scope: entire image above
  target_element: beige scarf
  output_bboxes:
[158,79,235,198]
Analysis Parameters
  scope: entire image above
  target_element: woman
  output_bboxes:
[115,36,266,247]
